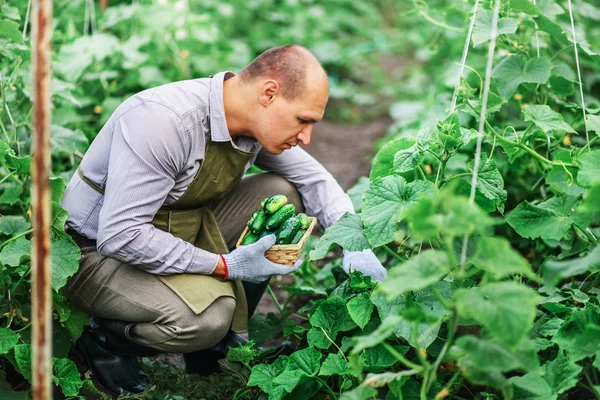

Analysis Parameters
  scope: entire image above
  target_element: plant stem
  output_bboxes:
[315,377,338,399]
[0,229,33,250]
[266,285,284,314]
[430,286,452,310]
[0,170,17,185]
[320,327,347,361]
[418,165,428,181]
[382,342,423,371]
[382,244,404,261]
[427,314,458,393]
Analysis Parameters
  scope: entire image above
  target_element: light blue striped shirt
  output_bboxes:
[61,71,354,275]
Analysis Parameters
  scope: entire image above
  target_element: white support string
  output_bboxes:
[566,0,589,151]
[84,0,90,36]
[459,0,501,267]
[22,0,32,40]
[89,0,98,35]
[450,0,480,114]
[532,0,540,57]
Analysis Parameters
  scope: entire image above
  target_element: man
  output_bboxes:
[62,44,387,396]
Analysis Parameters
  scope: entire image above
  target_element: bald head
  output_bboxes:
[239,44,327,100]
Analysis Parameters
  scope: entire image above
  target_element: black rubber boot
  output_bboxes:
[74,318,158,396]
[184,279,296,376]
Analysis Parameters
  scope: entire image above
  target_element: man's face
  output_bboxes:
[255,78,328,154]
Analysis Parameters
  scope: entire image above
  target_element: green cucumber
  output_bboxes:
[249,210,268,234]
[241,231,259,245]
[259,229,277,238]
[248,209,261,226]
[264,195,288,214]
[260,198,268,209]
[291,229,305,245]
[276,217,301,244]
[265,204,295,230]
[297,213,311,229]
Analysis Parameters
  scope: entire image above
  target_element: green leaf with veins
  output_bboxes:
[0,19,23,43]
[586,115,600,136]
[506,196,590,241]
[310,296,356,343]
[523,105,576,134]
[436,113,462,152]
[319,353,352,376]
[347,292,374,330]
[379,250,450,298]
[309,212,369,260]
[542,246,600,287]
[0,185,24,206]
[351,314,403,354]
[362,176,437,247]
[467,157,507,213]
[455,282,541,347]
[577,150,600,187]
[491,55,552,98]
[370,137,415,181]
[51,238,82,291]
[248,356,288,393]
[508,373,557,400]
[472,10,518,45]
[543,351,582,395]
[0,328,19,355]
[449,335,540,373]
[467,237,537,281]
[393,144,424,173]
[552,304,600,361]
[52,358,84,397]
[465,93,506,118]
[0,237,31,267]
[0,216,31,236]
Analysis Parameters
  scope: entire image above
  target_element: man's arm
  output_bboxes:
[253,146,354,228]
[96,102,220,275]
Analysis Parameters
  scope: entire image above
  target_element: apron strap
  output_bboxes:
[78,166,105,195]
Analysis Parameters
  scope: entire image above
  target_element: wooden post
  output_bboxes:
[31,0,53,398]
[99,0,108,11]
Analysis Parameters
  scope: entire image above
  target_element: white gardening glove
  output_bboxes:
[222,235,301,283]
[342,249,387,282]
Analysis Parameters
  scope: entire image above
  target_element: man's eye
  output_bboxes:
[298,118,307,124]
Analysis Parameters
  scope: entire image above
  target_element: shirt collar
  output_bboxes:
[209,71,235,143]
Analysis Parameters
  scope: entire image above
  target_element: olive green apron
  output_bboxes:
[78,139,255,333]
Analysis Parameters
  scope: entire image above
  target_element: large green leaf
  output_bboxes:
[506,196,589,241]
[370,137,415,181]
[347,293,374,330]
[272,347,321,392]
[0,216,30,236]
[309,212,369,260]
[508,373,557,400]
[543,352,582,395]
[472,10,518,45]
[51,125,89,155]
[467,237,537,281]
[248,356,289,394]
[467,157,507,213]
[552,304,600,361]
[0,237,31,267]
[362,176,437,247]
[14,344,32,382]
[310,296,356,343]
[319,353,352,376]
[523,105,576,134]
[0,328,19,355]
[577,150,600,188]
[393,144,424,173]
[351,314,403,354]
[52,358,84,397]
[379,250,450,297]
[0,185,24,206]
[0,19,23,43]
[542,246,600,287]
[586,115,600,137]
[449,335,540,373]
[51,238,82,291]
[55,33,120,81]
[491,55,552,98]
[455,282,541,347]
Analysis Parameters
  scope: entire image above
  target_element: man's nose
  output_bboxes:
[298,125,313,146]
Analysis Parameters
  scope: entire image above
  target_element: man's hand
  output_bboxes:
[342,249,387,282]
[220,235,301,283]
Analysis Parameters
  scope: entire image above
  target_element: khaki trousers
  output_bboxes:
[64,173,305,353]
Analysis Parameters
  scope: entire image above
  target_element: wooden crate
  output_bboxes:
[235,217,317,266]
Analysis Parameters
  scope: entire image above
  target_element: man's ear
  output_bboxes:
[259,80,279,107]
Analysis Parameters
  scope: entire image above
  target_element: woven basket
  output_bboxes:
[235,217,317,266]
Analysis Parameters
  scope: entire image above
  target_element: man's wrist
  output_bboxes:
[212,254,228,279]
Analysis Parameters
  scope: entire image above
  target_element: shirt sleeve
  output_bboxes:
[96,102,220,275]
[253,146,355,228]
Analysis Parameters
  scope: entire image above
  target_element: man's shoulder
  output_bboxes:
[140,78,212,120]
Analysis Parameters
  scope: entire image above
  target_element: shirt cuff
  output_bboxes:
[185,247,221,275]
